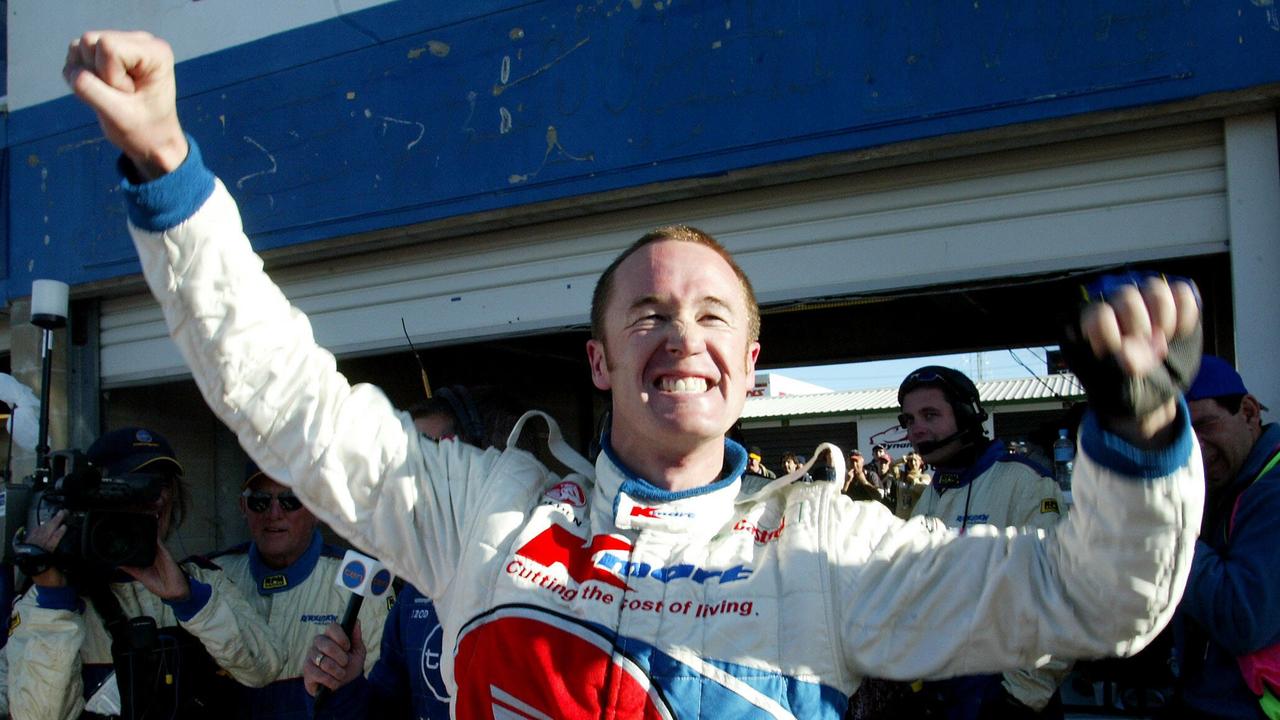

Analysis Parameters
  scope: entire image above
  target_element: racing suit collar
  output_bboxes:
[931,440,1005,494]
[248,528,323,595]
[597,433,746,536]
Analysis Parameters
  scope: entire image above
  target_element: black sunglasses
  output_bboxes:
[241,489,304,513]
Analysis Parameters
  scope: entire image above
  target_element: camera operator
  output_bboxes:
[6,427,284,720]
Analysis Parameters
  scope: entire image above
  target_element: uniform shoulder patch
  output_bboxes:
[1041,499,1061,514]
[8,612,19,636]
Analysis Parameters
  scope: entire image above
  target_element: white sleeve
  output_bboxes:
[832,406,1202,682]
[130,180,504,599]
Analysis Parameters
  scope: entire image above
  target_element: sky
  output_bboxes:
[769,347,1059,392]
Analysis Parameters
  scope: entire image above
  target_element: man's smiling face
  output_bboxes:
[587,239,760,468]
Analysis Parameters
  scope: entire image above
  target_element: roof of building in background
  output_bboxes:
[741,373,1084,419]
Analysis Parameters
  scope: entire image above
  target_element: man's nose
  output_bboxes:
[665,319,705,355]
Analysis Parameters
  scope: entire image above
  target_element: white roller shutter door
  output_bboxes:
[100,121,1228,387]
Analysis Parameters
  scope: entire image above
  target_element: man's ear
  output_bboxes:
[1242,394,1263,427]
[745,340,761,388]
[587,339,611,391]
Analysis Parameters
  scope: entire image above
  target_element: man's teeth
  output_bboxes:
[660,377,708,393]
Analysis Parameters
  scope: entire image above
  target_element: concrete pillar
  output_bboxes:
[1224,113,1280,409]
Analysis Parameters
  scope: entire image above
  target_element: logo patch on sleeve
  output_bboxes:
[1041,499,1060,514]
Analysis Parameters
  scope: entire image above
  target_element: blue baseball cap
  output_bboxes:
[1185,355,1248,401]
[86,427,183,477]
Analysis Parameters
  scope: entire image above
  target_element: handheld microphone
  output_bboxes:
[313,549,393,714]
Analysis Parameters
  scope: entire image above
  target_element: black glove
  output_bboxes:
[1060,271,1202,421]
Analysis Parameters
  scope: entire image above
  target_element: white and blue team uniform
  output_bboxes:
[121,138,1205,719]
[317,584,451,719]
[209,530,388,720]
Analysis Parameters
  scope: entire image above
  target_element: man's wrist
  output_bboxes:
[1099,398,1179,450]
[127,127,189,181]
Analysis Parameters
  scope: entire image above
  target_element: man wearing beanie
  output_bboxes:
[1171,355,1280,719]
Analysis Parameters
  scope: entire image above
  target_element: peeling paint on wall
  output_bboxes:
[235,136,279,190]
[370,113,427,150]
[1252,0,1280,30]
[407,40,451,59]
[492,36,590,96]
[508,125,595,184]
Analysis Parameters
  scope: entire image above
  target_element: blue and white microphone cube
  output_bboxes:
[336,549,394,600]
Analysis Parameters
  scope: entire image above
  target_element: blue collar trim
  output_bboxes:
[932,440,1005,493]
[249,529,323,595]
[601,431,747,502]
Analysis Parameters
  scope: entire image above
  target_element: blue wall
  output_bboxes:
[6,1,1280,301]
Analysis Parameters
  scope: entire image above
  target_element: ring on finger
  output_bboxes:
[314,653,323,669]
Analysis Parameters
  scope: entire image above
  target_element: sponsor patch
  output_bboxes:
[1041,499,1061,514]
[301,613,339,625]
[733,516,786,544]
[262,574,288,590]
[8,612,18,636]
[545,481,586,508]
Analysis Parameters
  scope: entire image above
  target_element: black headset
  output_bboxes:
[897,365,988,431]
[436,385,485,446]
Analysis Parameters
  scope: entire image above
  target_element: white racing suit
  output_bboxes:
[910,442,1071,712]
[6,558,284,720]
[123,141,1204,718]
[207,531,389,719]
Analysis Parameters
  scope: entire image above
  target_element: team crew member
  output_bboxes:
[900,366,1071,717]
[1172,356,1280,718]
[208,463,389,719]
[64,31,1204,718]
[7,428,284,720]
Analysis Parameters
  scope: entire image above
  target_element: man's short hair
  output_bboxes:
[590,225,761,345]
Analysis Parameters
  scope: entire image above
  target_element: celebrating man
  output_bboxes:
[61,30,1205,719]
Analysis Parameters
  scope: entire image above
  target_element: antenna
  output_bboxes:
[401,318,432,399]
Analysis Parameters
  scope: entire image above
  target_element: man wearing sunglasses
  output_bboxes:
[205,462,391,718]
[64,30,1206,719]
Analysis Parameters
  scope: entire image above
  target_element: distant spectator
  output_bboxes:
[866,445,895,497]
[843,450,881,503]
[893,451,930,519]
[781,452,813,482]
[746,446,777,480]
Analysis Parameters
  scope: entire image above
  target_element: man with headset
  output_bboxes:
[898,366,1069,719]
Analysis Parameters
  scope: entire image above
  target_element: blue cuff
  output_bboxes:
[119,133,216,232]
[164,577,212,622]
[34,585,83,612]
[1079,395,1194,480]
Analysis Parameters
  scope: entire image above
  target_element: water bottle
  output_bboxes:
[1053,428,1074,501]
